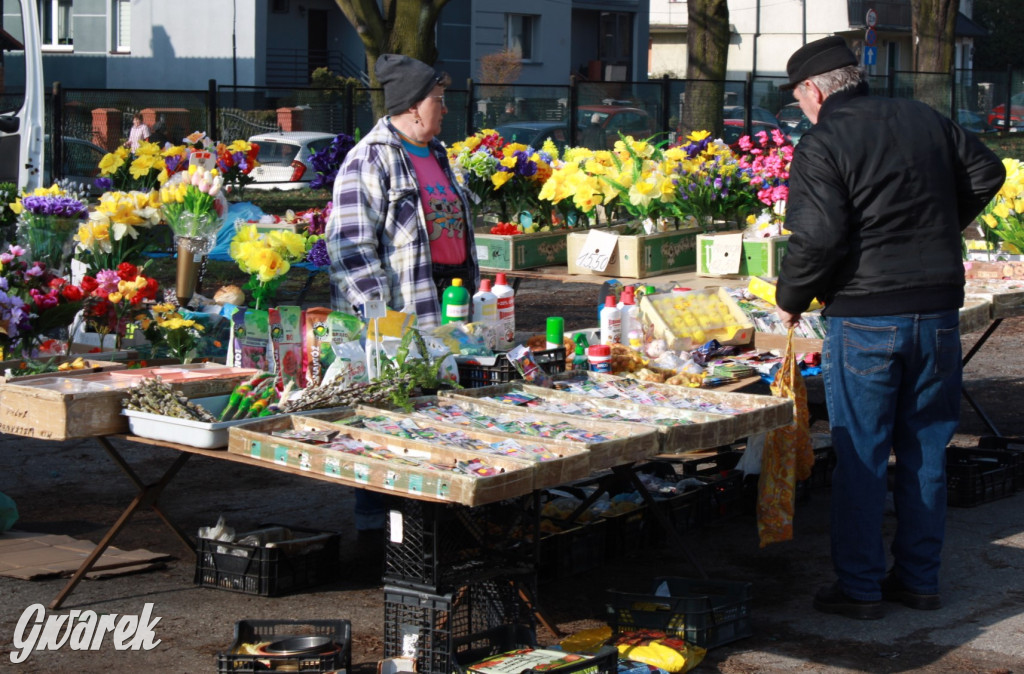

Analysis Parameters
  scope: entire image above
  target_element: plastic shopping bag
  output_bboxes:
[757,327,814,546]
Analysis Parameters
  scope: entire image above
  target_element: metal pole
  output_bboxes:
[569,76,578,147]
[207,79,218,143]
[1005,64,1014,131]
[466,77,475,136]
[949,64,956,121]
[51,82,63,182]
[661,75,670,136]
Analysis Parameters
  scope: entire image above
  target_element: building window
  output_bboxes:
[506,14,536,61]
[39,0,73,48]
[113,0,130,52]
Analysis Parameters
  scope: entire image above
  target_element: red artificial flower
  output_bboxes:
[80,276,98,293]
[117,262,138,282]
[61,284,84,302]
[48,276,65,289]
[90,299,112,317]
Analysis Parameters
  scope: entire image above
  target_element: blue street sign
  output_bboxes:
[864,46,877,66]
[865,27,877,46]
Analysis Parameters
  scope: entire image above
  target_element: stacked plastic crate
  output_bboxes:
[382,497,541,674]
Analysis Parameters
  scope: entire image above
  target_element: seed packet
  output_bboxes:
[322,339,369,388]
[231,309,270,371]
[303,307,363,386]
[268,306,305,390]
[506,344,553,388]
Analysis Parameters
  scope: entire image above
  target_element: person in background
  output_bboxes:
[125,113,151,152]
[774,36,1005,620]
[498,101,518,125]
[327,53,479,333]
[581,112,606,149]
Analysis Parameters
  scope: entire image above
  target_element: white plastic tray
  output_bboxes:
[122,395,278,449]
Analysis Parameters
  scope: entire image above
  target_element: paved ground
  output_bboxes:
[0,309,1022,673]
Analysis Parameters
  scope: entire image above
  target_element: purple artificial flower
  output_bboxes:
[20,195,87,219]
[310,133,356,190]
[513,151,537,177]
[305,238,330,268]
[164,155,185,174]
[93,177,114,192]
[714,177,723,190]
[233,150,250,172]
[0,289,29,339]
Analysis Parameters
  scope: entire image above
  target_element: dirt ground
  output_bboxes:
[1,280,1023,673]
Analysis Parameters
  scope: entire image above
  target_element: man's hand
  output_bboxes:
[776,306,802,329]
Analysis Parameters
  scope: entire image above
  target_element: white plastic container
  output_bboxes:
[122,395,276,449]
[473,278,498,324]
[492,273,516,350]
[618,286,639,342]
[599,295,621,345]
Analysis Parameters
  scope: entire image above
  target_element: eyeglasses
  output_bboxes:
[428,95,446,107]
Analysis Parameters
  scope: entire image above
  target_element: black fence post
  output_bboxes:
[744,72,753,135]
[51,82,63,183]
[1005,64,1014,131]
[466,78,475,137]
[661,75,671,136]
[949,65,956,120]
[568,75,578,147]
[344,83,355,137]
[888,62,896,99]
[208,79,218,142]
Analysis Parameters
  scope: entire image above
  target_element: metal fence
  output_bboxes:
[49,67,1023,181]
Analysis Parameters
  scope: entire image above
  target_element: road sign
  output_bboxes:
[864,46,877,66]
[865,27,877,46]
[866,8,878,27]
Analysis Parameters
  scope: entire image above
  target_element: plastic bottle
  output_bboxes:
[596,279,622,323]
[472,279,498,323]
[599,295,621,345]
[492,273,516,349]
[546,316,564,351]
[618,286,639,344]
[571,344,589,371]
[441,278,470,324]
[587,344,612,372]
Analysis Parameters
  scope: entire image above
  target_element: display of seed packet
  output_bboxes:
[506,344,553,387]
[303,307,364,387]
[231,309,270,371]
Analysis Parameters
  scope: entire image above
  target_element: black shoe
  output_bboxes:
[813,583,884,620]
[881,574,942,610]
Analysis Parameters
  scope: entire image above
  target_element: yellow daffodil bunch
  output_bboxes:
[489,141,556,228]
[97,140,174,192]
[139,302,205,364]
[538,148,607,226]
[980,158,1024,254]
[74,190,162,273]
[229,224,309,310]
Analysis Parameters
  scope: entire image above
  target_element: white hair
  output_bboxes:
[805,65,867,97]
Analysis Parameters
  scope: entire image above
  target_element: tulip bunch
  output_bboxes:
[160,165,227,240]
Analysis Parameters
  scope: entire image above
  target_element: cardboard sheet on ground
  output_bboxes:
[0,531,172,580]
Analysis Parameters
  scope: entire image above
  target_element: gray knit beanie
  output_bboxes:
[375,54,441,116]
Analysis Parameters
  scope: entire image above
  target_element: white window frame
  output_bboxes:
[38,0,73,51]
[506,14,537,62]
[111,0,130,53]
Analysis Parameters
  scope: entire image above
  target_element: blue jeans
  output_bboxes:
[823,311,961,600]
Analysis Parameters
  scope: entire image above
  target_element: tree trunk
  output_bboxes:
[910,0,957,113]
[681,0,730,138]
[334,0,451,118]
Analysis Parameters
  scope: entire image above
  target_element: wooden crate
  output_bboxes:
[474,227,569,270]
[0,358,126,384]
[227,415,536,507]
[963,260,1024,281]
[0,364,257,441]
[566,225,701,279]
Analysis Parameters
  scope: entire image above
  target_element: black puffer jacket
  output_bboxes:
[776,82,1006,317]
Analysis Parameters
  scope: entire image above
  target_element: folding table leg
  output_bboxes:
[961,318,1003,437]
[48,438,194,610]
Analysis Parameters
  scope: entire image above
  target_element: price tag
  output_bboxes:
[363,299,387,319]
[574,229,619,272]
[706,233,744,275]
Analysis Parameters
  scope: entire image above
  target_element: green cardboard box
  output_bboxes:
[697,232,790,278]
[474,228,569,270]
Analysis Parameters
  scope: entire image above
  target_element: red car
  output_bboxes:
[987,92,1024,132]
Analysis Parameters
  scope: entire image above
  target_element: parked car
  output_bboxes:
[958,109,995,134]
[246,131,337,190]
[576,105,656,148]
[721,120,785,150]
[44,136,107,194]
[987,92,1024,132]
[723,105,780,129]
[775,102,806,130]
[492,121,569,152]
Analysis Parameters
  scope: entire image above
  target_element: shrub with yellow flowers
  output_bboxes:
[73,190,162,274]
[229,224,309,310]
[979,158,1024,255]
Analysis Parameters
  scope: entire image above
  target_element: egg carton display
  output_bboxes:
[639,287,755,351]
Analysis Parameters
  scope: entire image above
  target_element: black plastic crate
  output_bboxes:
[384,498,537,592]
[607,577,753,650]
[646,484,711,541]
[537,518,607,582]
[195,527,339,596]
[459,642,620,674]
[457,347,566,388]
[977,436,1024,489]
[216,619,352,674]
[600,505,647,561]
[384,575,537,674]
[947,446,1018,507]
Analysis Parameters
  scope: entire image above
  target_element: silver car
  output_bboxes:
[246,131,337,191]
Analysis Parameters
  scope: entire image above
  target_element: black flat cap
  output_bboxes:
[780,36,857,90]
[375,54,442,116]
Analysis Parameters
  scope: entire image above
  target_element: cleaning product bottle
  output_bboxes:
[571,343,589,371]
[472,279,498,324]
[441,278,470,324]
[600,295,621,345]
[618,285,639,344]
[596,279,622,323]
[492,273,516,349]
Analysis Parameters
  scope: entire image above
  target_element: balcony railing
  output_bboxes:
[265,48,368,87]
[848,0,911,30]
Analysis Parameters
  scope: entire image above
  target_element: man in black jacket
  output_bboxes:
[774,36,1006,620]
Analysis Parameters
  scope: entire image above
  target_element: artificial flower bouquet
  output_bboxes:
[215,139,260,197]
[77,262,159,351]
[979,157,1024,255]
[74,190,163,274]
[96,140,184,193]
[489,140,557,228]
[229,223,309,310]
[308,133,356,190]
[667,130,759,231]
[159,164,228,252]
[10,183,89,275]
[449,129,505,223]
[138,302,205,364]
[734,129,793,238]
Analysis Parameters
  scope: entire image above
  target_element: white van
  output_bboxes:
[0,0,44,191]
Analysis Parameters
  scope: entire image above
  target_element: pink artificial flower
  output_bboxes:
[95,269,122,294]
[25,263,45,277]
[7,244,25,257]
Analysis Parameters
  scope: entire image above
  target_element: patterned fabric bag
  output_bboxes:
[757,327,814,546]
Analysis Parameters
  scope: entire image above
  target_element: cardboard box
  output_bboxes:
[566,225,701,279]
[0,364,256,441]
[227,414,536,506]
[697,232,790,278]
[474,228,569,270]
